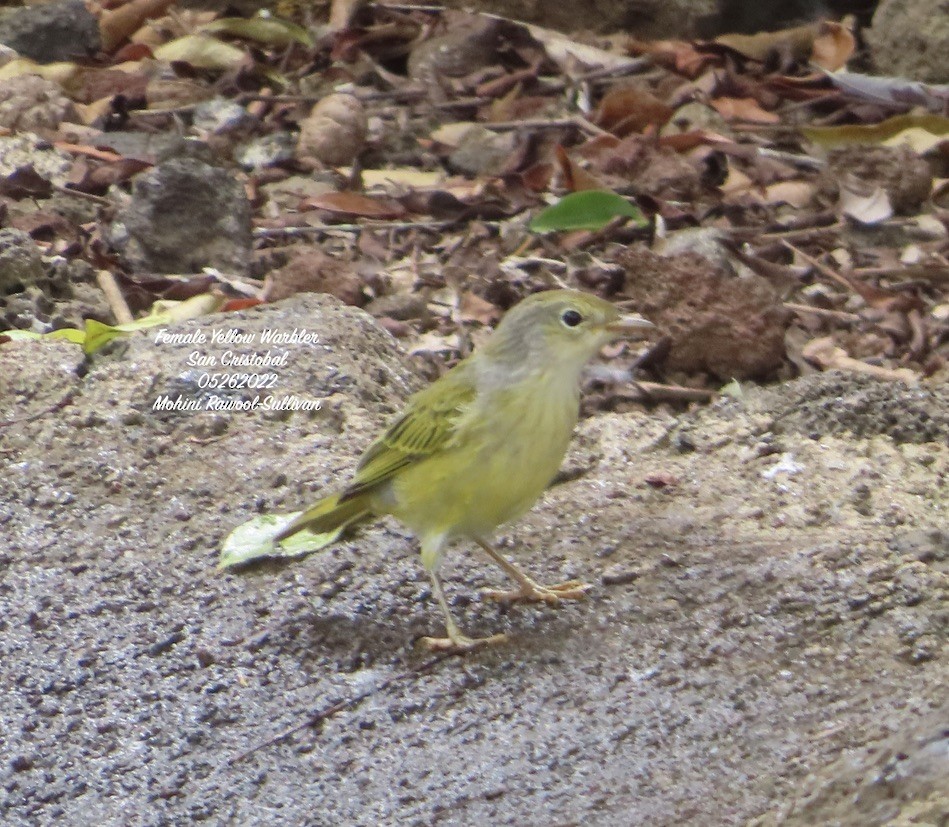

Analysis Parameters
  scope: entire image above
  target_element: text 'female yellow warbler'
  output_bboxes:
[275,289,654,652]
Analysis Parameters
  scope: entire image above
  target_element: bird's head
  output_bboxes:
[481,289,654,374]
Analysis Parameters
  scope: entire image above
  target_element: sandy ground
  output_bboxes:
[1,295,946,826]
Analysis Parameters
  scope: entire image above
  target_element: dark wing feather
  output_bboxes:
[340,364,476,500]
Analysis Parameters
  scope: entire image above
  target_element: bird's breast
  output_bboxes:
[386,375,580,539]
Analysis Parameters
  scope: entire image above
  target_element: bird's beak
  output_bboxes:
[606,314,655,338]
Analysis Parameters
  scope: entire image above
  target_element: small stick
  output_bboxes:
[51,183,111,206]
[783,302,861,323]
[754,223,844,242]
[782,241,855,293]
[254,219,453,237]
[485,116,601,136]
[623,382,717,404]
[756,147,826,170]
[96,269,134,325]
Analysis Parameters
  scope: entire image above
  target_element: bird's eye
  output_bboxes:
[561,309,583,328]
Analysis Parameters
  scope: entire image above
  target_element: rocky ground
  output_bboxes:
[2,295,945,826]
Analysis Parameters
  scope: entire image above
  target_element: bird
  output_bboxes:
[274,289,654,652]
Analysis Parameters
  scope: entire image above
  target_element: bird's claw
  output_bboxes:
[418,632,508,654]
[481,579,592,606]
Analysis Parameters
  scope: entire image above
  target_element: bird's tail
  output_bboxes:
[274,492,372,543]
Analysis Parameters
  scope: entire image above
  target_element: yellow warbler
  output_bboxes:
[275,289,654,652]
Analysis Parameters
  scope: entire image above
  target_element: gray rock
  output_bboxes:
[192,98,252,136]
[116,157,253,275]
[90,131,188,164]
[236,132,296,170]
[868,0,949,84]
[448,126,517,177]
[0,254,106,334]
[0,133,72,187]
[766,372,949,444]
[0,0,100,63]
[0,228,43,294]
[0,74,77,131]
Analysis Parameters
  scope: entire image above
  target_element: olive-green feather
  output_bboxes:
[272,491,371,542]
[274,365,476,544]
[340,366,476,500]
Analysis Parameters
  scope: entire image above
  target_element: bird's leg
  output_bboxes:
[418,569,508,653]
[475,537,592,605]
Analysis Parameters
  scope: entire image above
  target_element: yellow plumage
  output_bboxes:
[275,289,653,651]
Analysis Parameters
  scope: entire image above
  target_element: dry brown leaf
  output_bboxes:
[153,34,246,71]
[811,21,856,72]
[100,0,178,54]
[659,130,735,153]
[73,97,115,126]
[720,166,754,195]
[710,97,780,124]
[71,157,153,193]
[801,336,918,383]
[356,169,446,189]
[263,248,364,305]
[146,77,214,109]
[328,0,366,32]
[765,180,817,209]
[457,291,499,325]
[484,82,523,122]
[714,23,818,63]
[554,145,606,192]
[627,39,714,78]
[302,191,407,220]
[594,85,674,137]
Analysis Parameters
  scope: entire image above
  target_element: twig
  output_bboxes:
[227,651,456,765]
[783,302,861,323]
[754,223,844,241]
[485,115,608,137]
[51,183,112,206]
[782,241,853,292]
[756,147,826,170]
[131,103,202,117]
[254,219,453,237]
[96,269,134,325]
[853,264,949,284]
[570,114,613,137]
[623,382,717,404]
[368,2,444,11]
[754,223,844,242]
[777,92,842,115]
[433,95,493,110]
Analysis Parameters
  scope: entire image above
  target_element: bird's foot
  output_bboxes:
[481,579,592,606]
[418,631,508,654]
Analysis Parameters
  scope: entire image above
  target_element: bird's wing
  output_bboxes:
[341,365,476,500]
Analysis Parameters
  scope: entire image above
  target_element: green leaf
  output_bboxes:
[219,513,344,569]
[154,34,246,71]
[203,16,314,48]
[529,190,645,233]
[2,293,226,354]
[3,327,85,345]
[84,293,226,354]
[801,113,949,149]
[720,378,744,398]
[82,319,124,354]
